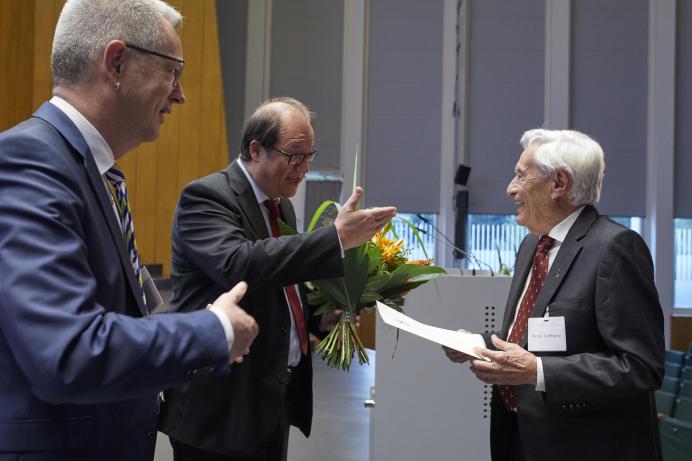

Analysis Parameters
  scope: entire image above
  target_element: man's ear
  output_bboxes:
[551,169,573,199]
[249,140,263,161]
[103,40,127,87]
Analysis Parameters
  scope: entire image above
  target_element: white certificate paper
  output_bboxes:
[376,301,488,360]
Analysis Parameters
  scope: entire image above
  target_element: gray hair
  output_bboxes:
[239,97,314,161]
[51,0,183,87]
[520,128,605,206]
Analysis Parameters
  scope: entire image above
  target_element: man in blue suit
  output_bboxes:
[0,1,258,460]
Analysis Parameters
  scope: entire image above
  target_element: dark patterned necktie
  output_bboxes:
[263,199,308,355]
[106,165,147,313]
[499,235,555,410]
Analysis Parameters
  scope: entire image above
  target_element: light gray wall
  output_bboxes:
[675,0,692,218]
[269,0,343,171]
[365,0,443,213]
[216,0,248,161]
[466,0,545,215]
[571,0,648,217]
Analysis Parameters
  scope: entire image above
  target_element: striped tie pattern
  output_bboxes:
[499,235,555,411]
[106,165,147,313]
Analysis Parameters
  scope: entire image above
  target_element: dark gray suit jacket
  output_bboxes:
[487,206,664,461]
[158,161,343,456]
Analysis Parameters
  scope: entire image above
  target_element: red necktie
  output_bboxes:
[499,235,556,411]
[263,199,309,355]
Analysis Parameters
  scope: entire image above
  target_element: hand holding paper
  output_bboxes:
[376,301,488,361]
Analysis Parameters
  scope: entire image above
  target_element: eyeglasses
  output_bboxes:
[267,146,319,166]
[124,43,185,88]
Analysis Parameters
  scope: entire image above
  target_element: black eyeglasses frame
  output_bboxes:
[267,145,319,166]
[124,43,185,87]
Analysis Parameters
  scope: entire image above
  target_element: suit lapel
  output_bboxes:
[278,198,297,229]
[33,102,148,316]
[227,161,270,240]
[521,206,599,346]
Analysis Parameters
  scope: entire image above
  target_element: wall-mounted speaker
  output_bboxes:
[455,164,471,186]
[453,164,471,259]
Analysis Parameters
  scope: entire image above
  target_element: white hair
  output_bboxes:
[520,128,605,206]
[51,0,183,87]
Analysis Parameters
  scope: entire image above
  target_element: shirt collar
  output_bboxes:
[547,206,585,244]
[237,158,276,205]
[49,96,115,175]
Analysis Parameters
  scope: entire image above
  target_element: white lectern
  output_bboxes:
[372,273,511,461]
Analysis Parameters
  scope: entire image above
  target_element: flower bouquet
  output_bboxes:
[283,201,446,371]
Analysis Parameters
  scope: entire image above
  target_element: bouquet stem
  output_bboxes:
[314,314,369,371]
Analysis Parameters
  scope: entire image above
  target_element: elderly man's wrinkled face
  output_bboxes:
[506,145,556,235]
[252,110,314,199]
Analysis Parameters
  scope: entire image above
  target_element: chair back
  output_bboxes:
[667,349,686,366]
[656,390,677,416]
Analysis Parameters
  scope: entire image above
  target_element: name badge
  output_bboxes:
[528,316,566,352]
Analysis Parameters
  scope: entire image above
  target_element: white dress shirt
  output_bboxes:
[238,159,304,366]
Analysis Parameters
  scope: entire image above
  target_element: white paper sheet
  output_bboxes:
[376,301,488,360]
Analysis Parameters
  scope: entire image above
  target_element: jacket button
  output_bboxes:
[278,371,288,384]
[146,431,156,441]
[280,325,288,335]
[200,365,215,376]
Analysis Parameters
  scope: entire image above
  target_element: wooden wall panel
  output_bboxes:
[0,0,36,130]
[1,0,229,276]
[671,316,692,352]
[175,0,204,192]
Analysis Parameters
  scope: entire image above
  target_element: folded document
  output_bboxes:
[376,301,488,360]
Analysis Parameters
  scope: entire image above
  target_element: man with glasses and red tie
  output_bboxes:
[443,129,664,461]
[158,97,397,461]
[0,1,260,460]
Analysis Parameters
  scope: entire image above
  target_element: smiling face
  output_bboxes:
[249,108,314,199]
[506,145,558,235]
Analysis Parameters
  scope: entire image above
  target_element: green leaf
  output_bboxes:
[359,290,383,304]
[278,219,297,236]
[313,299,337,316]
[366,244,382,273]
[379,264,445,292]
[392,216,431,259]
[307,290,327,306]
[380,280,427,299]
[307,200,341,232]
[376,264,445,299]
[365,272,392,292]
[313,244,369,314]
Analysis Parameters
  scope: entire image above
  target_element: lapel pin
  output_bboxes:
[555,269,561,279]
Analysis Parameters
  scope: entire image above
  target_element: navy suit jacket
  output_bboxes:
[158,161,343,456]
[486,206,664,461]
[0,102,230,460]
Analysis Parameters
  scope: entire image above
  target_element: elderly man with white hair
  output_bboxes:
[445,129,664,461]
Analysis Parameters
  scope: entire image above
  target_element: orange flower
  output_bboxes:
[372,232,404,264]
[407,259,433,266]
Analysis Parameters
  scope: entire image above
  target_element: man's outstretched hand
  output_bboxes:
[335,187,397,250]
